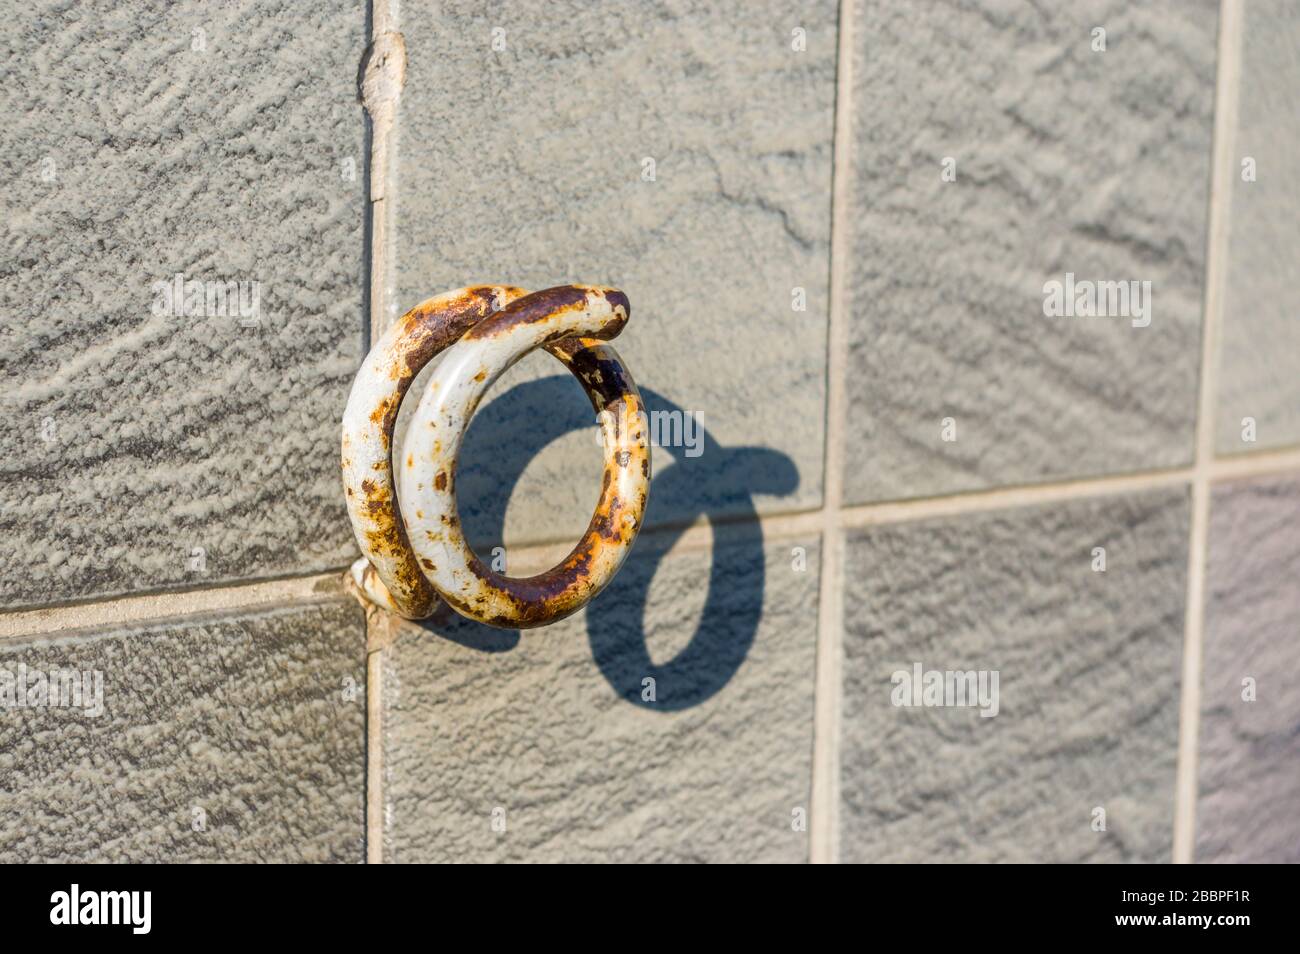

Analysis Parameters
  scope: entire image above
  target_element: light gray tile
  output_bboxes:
[1215,2,1300,453]
[840,490,1189,862]
[381,529,820,862]
[392,1,835,549]
[0,0,367,608]
[0,598,367,862]
[1197,474,1300,863]
[844,0,1216,503]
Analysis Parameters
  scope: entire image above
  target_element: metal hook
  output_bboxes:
[341,284,650,628]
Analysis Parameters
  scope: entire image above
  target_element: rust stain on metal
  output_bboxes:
[341,283,649,628]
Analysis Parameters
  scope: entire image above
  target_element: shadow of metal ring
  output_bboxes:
[453,380,798,709]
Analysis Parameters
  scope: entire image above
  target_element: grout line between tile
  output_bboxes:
[9,451,1300,644]
[0,571,346,642]
[360,0,404,866]
[1209,444,1300,481]
[1173,0,1243,866]
[365,620,388,865]
[809,0,856,866]
[348,444,1300,563]
[364,0,401,341]
[839,466,1195,529]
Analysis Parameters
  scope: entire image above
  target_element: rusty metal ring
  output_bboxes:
[341,284,650,628]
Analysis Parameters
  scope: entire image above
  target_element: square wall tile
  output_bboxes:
[0,0,367,608]
[1215,2,1300,454]
[844,0,1216,502]
[391,1,836,548]
[1197,474,1300,863]
[839,489,1189,862]
[381,529,820,862]
[0,598,367,862]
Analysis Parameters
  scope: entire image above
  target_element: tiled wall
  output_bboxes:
[1,0,1296,863]
[2,0,370,862]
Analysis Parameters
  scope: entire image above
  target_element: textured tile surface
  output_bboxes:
[844,0,1216,503]
[0,0,367,608]
[1197,475,1300,863]
[1215,2,1300,453]
[0,598,366,863]
[392,0,835,548]
[381,529,819,862]
[839,490,1189,862]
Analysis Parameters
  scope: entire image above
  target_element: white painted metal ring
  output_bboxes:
[341,284,650,628]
